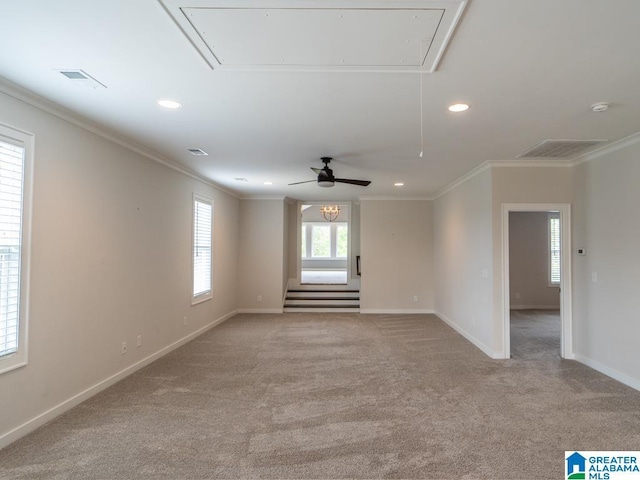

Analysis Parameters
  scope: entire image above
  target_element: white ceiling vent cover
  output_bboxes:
[159,0,468,73]
[57,69,106,89]
[188,148,208,155]
[518,139,607,159]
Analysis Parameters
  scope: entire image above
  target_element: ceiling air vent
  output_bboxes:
[188,148,208,156]
[518,139,607,159]
[57,69,106,89]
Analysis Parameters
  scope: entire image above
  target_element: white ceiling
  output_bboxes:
[0,0,639,201]
[164,0,464,72]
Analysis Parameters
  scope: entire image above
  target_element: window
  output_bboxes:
[0,125,32,374]
[192,194,212,303]
[549,213,561,285]
[311,225,331,257]
[301,222,348,259]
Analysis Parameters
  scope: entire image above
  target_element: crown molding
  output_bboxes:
[0,75,240,199]
[240,195,287,201]
[433,161,492,199]
[358,196,432,201]
[489,159,573,168]
[434,131,640,200]
[570,130,640,166]
[434,157,577,200]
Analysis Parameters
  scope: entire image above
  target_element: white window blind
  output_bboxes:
[549,214,561,285]
[193,196,212,300]
[0,139,24,358]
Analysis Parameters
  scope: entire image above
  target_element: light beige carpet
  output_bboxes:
[1,312,639,479]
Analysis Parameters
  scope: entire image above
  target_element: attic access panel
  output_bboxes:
[159,0,467,72]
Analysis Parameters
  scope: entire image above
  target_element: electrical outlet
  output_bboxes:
[257,295,263,302]
[413,295,418,302]
[121,342,127,355]
[183,316,187,326]
[591,271,598,283]
[136,335,142,348]
[515,292,520,299]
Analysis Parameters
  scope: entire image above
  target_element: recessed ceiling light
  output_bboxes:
[264,181,273,185]
[448,103,469,112]
[157,99,182,109]
[394,182,405,187]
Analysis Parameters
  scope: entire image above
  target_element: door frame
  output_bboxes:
[501,203,574,359]
[296,201,352,284]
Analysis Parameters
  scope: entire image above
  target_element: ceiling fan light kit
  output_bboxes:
[289,157,371,188]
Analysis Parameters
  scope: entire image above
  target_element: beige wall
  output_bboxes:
[360,200,433,313]
[509,212,560,308]
[350,203,361,280]
[0,90,239,447]
[287,201,298,282]
[237,199,285,311]
[282,200,294,295]
[433,169,494,355]
[572,138,640,387]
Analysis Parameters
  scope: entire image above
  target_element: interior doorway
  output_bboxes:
[300,203,350,285]
[501,204,573,359]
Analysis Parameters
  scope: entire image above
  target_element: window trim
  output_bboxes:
[191,193,213,305]
[0,123,33,375]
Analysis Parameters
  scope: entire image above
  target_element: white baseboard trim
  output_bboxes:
[510,305,560,310]
[237,308,283,314]
[574,353,640,392]
[360,309,434,314]
[0,309,238,451]
[434,310,502,359]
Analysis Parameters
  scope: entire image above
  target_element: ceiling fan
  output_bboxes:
[288,157,371,188]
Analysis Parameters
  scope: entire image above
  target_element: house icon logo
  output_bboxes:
[566,452,586,479]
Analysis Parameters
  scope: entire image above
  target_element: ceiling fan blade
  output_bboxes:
[334,178,371,186]
[311,167,331,178]
[288,179,316,185]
